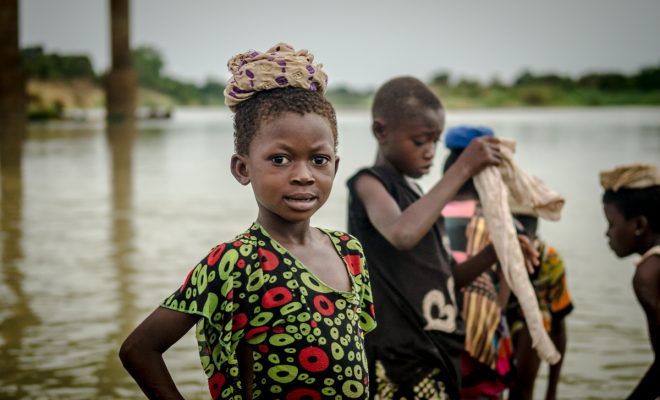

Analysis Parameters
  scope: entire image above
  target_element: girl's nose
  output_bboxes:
[291,162,314,184]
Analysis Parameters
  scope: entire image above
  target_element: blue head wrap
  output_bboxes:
[444,125,494,150]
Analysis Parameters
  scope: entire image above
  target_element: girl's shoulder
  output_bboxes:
[319,228,364,252]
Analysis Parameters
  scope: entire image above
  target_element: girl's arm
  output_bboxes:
[119,307,200,400]
[628,257,660,400]
[354,137,500,251]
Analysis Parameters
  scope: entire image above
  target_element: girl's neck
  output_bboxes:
[256,213,314,246]
[637,232,660,255]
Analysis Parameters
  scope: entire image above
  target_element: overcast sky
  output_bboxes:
[19,0,660,90]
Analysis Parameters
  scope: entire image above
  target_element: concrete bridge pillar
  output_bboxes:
[0,0,26,190]
[106,0,136,124]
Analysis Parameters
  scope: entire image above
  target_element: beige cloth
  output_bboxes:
[600,163,660,191]
[223,43,328,111]
[473,139,563,365]
[637,245,660,267]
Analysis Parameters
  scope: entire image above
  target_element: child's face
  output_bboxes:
[379,106,444,178]
[233,112,338,224]
[603,202,638,257]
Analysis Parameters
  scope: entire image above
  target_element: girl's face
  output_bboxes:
[378,106,444,178]
[232,112,338,226]
[603,202,639,257]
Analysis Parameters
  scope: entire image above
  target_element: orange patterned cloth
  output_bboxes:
[223,43,328,111]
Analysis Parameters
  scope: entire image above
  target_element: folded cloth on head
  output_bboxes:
[473,138,564,365]
[599,163,660,191]
[223,43,328,111]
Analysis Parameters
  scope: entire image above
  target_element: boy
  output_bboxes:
[346,77,536,399]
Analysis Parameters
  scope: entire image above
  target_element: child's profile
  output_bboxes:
[600,163,660,400]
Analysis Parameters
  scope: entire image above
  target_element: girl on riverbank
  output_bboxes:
[119,43,377,399]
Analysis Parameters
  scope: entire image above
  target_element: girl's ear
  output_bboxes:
[372,119,387,143]
[634,215,649,237]
[230,154,250,185]
[333,156,340,178]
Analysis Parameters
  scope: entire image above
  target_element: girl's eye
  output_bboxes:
[413,140,425,147]
[312,156,330,166]
[271,155,290,165]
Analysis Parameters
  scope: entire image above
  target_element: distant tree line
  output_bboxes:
[20,45,660,108]
[429,64,660,107]
[21,45,226,105]
[22,46,97,81]
[131,46,225,105]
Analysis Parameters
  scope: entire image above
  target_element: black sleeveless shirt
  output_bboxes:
[346,166,465,398]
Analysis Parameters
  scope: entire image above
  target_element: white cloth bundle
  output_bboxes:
[473,139,563,365]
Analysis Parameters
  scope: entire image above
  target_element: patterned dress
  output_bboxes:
[506,240,573,335]
[161,223,377,399]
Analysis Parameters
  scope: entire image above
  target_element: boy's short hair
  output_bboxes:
[372,76,443,126]
[602,186,660,232]
[233,87,338,155]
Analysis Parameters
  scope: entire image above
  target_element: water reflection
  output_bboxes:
[95,122,138,397]
[0,108,657,399]
[0,130,39,399]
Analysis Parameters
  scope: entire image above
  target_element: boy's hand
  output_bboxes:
[458,136,502,176]
[517,234,540,273]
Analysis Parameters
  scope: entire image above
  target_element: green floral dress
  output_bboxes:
[161,223,377,399]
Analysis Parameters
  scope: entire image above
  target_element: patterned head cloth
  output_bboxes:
[600,163,660,191]
[223,43,328,111]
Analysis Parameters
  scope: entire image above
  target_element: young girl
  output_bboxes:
[600,163,660,400]
[120,43,377,400]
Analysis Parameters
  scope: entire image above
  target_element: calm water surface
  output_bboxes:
[1,107,659,399]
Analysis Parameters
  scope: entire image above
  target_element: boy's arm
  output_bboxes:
[628,257,660,399]
[354,137,500,251]
[119,307,200,400]
[453,235,539,289]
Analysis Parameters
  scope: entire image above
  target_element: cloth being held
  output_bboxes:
[473,139,564,365]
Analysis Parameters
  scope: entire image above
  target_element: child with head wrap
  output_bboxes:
[441,125,516,400]
[120,43,377,400]
[601,163,660,400]
[506,205,573,400]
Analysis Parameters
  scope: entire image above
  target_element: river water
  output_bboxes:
[1,106,658,399]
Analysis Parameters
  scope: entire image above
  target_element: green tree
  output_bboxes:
[132,46,165,88]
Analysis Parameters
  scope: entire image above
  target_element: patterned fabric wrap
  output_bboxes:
[161,223,376,399]
[463,216,502,368]
[507,240,573,335]
[223,43,328,111]
[599,163,660,191]
[375,360,448,400]
[443,200,515,398]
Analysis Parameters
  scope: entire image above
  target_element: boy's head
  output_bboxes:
[224,43,339,223]
[371,76,445,178]
[442,125,495,198]
[600,164,660,257]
